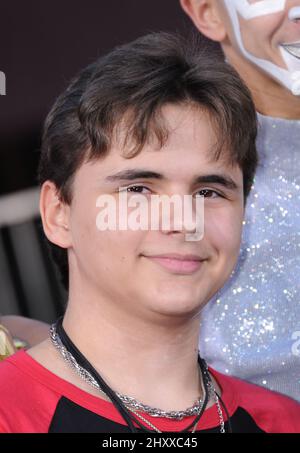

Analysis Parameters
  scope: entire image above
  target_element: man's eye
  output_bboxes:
[121,186,223,198]
[124,185,151,194]
[196,189,223,198]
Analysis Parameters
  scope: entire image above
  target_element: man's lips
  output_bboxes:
[281,42,300,59]
[142,253,206,274]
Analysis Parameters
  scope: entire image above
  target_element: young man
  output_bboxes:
[181,0,300,401]
[0,32,299,433]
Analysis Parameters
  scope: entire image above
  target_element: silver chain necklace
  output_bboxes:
[50,323,225,432]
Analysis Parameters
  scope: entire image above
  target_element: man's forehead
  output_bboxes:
[226,0,286,19]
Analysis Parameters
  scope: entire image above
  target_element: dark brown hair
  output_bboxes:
[38,32,258,290]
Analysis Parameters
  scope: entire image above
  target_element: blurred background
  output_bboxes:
[0,0,218,324]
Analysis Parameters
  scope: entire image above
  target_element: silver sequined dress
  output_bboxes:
[199,112,300,401]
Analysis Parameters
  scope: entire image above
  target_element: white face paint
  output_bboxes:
[232,0,286,19]
[223,0,300,96]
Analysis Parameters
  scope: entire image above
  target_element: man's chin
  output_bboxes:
[144,294,206,320]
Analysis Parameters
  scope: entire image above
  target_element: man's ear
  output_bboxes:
[39,181,72,249]
[180,0,227,42]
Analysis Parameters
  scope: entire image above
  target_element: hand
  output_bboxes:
[0,323,16,361]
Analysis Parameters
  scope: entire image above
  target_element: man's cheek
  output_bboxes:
[205,211,240,245]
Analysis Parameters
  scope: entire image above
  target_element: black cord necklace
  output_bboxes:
[54,317,229,433]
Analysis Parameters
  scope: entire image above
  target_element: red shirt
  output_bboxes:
[0,350,300,433]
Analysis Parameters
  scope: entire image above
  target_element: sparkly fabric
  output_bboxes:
[199,112,300,401]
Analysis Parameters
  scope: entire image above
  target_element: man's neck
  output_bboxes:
[62,292,203,412]
[224,47,300,120]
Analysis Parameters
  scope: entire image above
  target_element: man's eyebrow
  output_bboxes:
[193,174,239,191]
[105,169,164,182]
[104,169,239,190]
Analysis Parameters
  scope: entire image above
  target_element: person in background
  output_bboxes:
[180,0,300,400]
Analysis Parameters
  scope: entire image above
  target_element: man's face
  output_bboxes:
[67,104,244,322]
[223,0,300,94]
